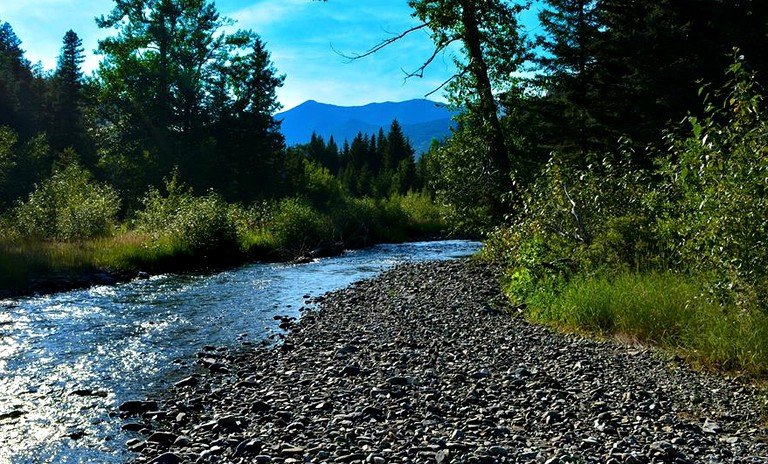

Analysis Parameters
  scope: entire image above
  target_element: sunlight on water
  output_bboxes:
[0,240,481,463]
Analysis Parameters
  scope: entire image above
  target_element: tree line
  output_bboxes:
[285,119,430,200]
[1,0,767,239]
[0,0,287,217]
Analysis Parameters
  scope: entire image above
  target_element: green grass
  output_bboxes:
[0,192,450,294]
[516,271,768,378]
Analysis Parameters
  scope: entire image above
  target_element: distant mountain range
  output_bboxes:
[276,99,456,155]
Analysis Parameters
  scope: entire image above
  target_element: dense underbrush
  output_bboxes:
[0,164,447,294]
[483,55,768,378]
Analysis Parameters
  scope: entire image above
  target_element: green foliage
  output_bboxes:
[14,159,120,241]
[301,160,344,208]
[135,172,238,255]
[269,197,332,258]
[519,272,768,377]
[0,126,17,205]
[427,120,498,234]
[486,55,768,378]
[655,53,768,306]
[498,55,768,308]
[95,0,285,202]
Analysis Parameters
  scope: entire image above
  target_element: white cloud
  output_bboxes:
[4,0,458,106]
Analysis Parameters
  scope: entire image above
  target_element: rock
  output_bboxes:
[200,446,224,460]
[217,415,247,432]
[235,438,264,456]
[67,429,86,440]
[149,452,183,464]
[340,364,362,377]
[252,400,271,413]
[335,454,366,463]
[70,388,108,397]
[126,438,145,452]
[703,419,722,434]
[174,376,199,388]
[146,431,179,448]
[385,376,412,386]
[488,446,508,456]
[0,410,25,420]
[119,400,158,416]
[121,422,146,432]
[281,447,306,456]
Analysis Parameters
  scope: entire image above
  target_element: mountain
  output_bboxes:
[276,99,456,155]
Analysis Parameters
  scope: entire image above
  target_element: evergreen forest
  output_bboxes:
[1,0,768,375]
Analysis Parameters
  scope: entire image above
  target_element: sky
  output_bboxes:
[0,0,541,111]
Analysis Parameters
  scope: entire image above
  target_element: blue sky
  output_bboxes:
[1,0,541,110]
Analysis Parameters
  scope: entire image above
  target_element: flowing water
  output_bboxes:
[0,240,481,464]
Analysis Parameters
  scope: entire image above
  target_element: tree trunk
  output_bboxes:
[459,0,511,214]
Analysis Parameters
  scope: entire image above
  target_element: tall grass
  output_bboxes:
[1,190,449,294]
[519,272,768,377]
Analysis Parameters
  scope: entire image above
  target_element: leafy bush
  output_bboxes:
[135,172,238,255]
[497,53,768,308]
[389,191,446,236]
[486,53,768,378]
[14,160,120,241]
[269,197,332,257]
[428,122,499,234]
[655,53,768,306]
[302,161,344,208]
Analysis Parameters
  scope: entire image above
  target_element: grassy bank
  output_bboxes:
[0,192,448,297]
[481,62,768,380]
[504,270,768,378]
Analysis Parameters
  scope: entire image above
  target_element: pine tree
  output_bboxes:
[95,0,284,201]
[535,0,603,155]
[51,30,91,162]
[0,21,37,136]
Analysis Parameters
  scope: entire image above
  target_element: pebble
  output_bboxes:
[125,260,767,464]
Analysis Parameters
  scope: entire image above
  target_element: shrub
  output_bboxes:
[135,172,238,255]
[14,159,120,241]
[655,53,768,306]
[269,197,332,257]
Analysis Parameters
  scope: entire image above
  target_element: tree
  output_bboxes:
[0,21,39,137]
[51,30,91,162]
[95,0,285,201]
[332,0,530,218]
[532,0,768,161]
[534,0,603,155]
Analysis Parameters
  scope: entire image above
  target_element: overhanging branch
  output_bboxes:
[334,23,431,61]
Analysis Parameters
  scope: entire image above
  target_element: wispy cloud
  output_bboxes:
[3,0,459,106]
[226,0,312,30]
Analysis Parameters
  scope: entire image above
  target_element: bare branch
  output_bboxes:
[563,180,591,245]
[333,21,462,98]
[334,23,431,61]
[424,69,465,98]
[400,35,461,80]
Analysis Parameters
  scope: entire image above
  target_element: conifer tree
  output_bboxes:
[95,0,284,201]
[51,30,91,162]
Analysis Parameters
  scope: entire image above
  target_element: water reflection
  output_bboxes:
[0,240,481,463]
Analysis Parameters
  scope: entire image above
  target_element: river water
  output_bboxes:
[0,240,481,464]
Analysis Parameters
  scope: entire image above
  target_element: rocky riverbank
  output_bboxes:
[123,259,767,464]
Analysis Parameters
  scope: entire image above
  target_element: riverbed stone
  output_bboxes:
[125,259,767,464]
[119,400,159,416]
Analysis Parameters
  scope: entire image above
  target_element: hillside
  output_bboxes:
[276,99,456,155]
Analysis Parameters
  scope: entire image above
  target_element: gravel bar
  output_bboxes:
[124,259,767,464]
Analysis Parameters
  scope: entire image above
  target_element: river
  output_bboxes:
[0,240,481,464]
